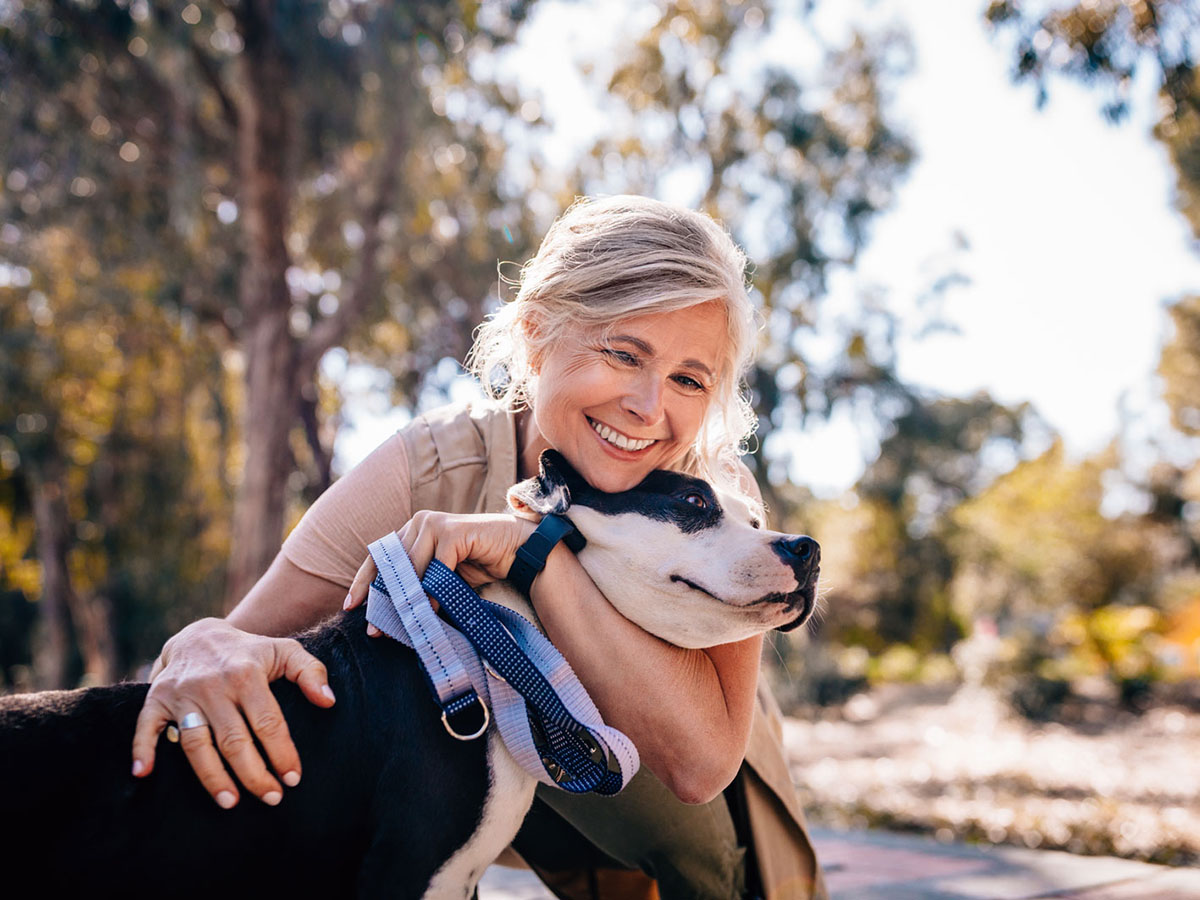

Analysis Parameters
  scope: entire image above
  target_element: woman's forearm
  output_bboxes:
[226,555,348,638]
[531,543,762,804]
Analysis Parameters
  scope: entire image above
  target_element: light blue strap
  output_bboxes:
[363,532,639,794]
[366,533,480,719]
[485,603,639,792]
[423,559,638,794]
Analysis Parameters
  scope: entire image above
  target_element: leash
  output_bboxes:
[365,531,640,795]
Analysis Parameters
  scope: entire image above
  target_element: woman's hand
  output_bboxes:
[131,617,335,809]
[345,511,536,614]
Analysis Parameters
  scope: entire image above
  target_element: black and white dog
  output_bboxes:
[0,450,819,899]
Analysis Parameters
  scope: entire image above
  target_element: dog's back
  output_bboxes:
[0,608,491,899]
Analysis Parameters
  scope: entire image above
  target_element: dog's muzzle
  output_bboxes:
[772,535,820,632]
[773,535,819,581]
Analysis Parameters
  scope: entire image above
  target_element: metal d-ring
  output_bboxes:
[441,701,490,741]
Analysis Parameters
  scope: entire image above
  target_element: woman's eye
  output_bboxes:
[683,493,707,509]
[603,348,638,366]
[673,375,705,391]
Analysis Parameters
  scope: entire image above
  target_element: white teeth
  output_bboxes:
[590,419,655,452]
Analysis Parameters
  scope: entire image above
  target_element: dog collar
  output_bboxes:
[506,514,587,597]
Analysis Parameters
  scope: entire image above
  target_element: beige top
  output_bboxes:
[281,401,825,899]
[281,432,414,587]
[281,402,520,587]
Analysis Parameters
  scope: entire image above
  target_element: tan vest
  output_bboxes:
[401,402,826,900]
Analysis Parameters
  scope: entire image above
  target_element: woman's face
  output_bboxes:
[528,300,728,493]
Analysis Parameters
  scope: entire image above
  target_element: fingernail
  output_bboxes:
[282,770,300,787]
[321,684,336,703]
[132,760,145,777]
[343,592,353,610]
[366,624,380,636]
[216,791,237,809]
[263,790,282,806]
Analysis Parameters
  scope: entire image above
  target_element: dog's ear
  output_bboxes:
[507,450,576,520]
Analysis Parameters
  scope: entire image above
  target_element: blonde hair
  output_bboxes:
[467,195,761,504]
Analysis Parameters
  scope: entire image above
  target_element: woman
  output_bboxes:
[131,195,826,899]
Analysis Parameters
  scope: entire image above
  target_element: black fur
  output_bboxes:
[530,449,725,534]
[0,606,490,900]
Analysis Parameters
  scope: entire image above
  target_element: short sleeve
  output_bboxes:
[280,432,413,588]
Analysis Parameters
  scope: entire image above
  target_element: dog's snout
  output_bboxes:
[774,535,820,576]
[786,536,817,563]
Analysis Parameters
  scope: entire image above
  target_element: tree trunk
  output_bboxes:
[29,458,121,686]
[225,0,297,609]
[29,465,74,689]
[66,589,118,686]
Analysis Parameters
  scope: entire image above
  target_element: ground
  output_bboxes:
[784,683,1200,866]
[479,683,1200,898]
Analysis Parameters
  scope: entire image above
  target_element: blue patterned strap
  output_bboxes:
[484,603,638,792]
[366,533,486,737]
[422,560,638,794]
[364,533,638,793]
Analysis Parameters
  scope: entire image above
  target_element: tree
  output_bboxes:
[1,0,541,644]
[982,0,1200,431]
[982,1,1200,683]
[805,391,1038,655]
[1,0,921,684]
[0,226,231,686]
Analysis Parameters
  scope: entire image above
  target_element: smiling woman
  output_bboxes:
[519,302,727,494]
[468,195,760,502]
[132,195,826,900]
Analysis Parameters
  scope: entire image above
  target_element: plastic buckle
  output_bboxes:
[579,730,606,765]
[540,755,569,784]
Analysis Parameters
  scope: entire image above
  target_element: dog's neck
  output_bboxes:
[478,582,544,636]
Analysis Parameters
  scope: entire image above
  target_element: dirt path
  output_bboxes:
[782,684,1200,866]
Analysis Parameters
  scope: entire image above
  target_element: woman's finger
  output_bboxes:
[402,517,442,579]
[201,691,283,805]
[275,638,335,709]
[344,555,377,610]
[236,684,302,791]
[175,705,244,809]
[131,693,172,777]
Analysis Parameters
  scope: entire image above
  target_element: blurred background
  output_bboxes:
[1,0,1198,870]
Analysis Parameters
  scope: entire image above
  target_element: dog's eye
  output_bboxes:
[750,518,762,530]
[683,493,707,509]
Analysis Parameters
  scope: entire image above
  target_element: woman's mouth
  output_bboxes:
[587,417,657,452]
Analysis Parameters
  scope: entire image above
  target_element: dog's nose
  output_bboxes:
[774,536,820,578]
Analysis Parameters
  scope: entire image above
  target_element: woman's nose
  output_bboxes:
[621,374,665,425]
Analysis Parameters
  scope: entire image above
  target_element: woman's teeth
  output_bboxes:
[590,419,656,452]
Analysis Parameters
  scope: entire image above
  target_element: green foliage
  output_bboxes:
[1,0,545,681]
[2,1,924,684]
[3,1,1196,706]
[960,2,1200,711]
[0,226,232,681]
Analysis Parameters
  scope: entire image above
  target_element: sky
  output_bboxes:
[792,0,1200,494]
[336,0,1200,497]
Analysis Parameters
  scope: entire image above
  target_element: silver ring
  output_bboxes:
[179,712,208,731]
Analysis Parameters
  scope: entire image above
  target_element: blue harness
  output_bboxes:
[365,531,639,795]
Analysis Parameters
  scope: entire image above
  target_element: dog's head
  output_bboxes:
[507,450,820,649]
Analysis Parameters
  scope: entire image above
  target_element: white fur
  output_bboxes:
[566,494,805,649]
[421,737,536,899]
